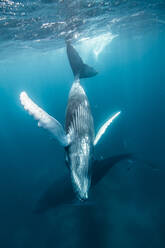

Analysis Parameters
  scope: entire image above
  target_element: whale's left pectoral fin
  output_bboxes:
[94,111,121,146]
[20,91,70,147]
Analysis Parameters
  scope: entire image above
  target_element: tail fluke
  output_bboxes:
[66,42,98,79]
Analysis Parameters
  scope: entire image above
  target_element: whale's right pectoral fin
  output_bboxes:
[20,91,70,147]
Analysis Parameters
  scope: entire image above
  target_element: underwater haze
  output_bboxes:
[0,0,165,247]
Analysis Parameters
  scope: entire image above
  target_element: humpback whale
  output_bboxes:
[20,42,121,202]
[34,153,132,213]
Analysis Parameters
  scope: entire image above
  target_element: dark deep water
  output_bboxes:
[0,0,165,247]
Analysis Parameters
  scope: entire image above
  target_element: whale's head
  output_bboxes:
[71,167,90,201]
[66,137,93,201]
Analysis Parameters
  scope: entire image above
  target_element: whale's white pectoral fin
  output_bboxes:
[20,91,70,147]
[94,111,121,146]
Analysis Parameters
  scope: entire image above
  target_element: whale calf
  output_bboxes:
[20,42,121,201]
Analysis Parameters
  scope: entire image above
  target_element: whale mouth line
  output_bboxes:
[71,170,90,201]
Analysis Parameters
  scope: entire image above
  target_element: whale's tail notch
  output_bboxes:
[66,41,98,79]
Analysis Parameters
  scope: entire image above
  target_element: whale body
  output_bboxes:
[65,79,95,200]
[20,42,121,202]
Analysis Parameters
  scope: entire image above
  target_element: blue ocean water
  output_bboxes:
[0,0,165,247]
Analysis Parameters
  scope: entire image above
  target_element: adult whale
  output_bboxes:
[20,42,121,201]
[34,153,132,213]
